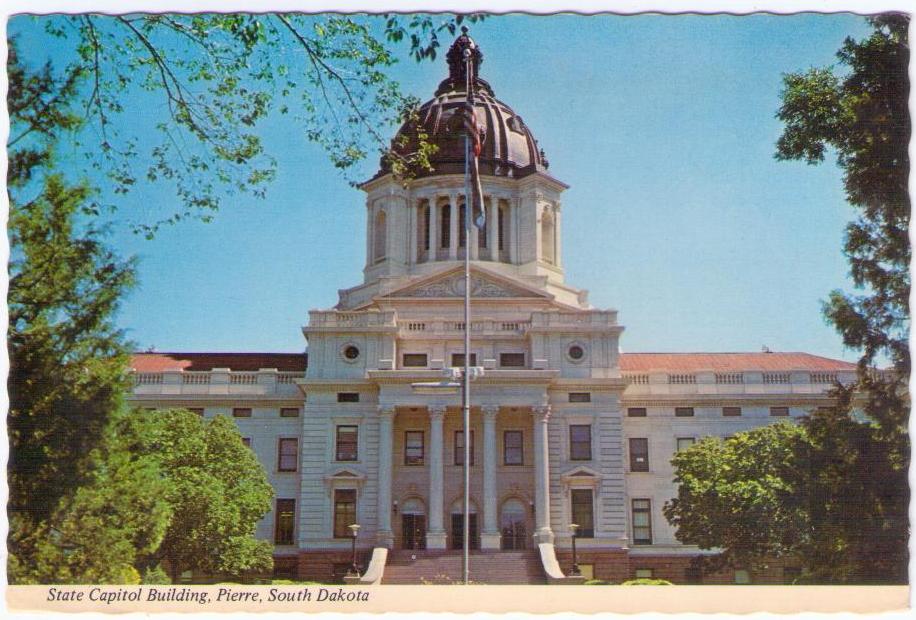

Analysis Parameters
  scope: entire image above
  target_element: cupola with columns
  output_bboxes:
[348,29,578,310]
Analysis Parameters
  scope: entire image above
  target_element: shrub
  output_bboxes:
[141,565,171,584]
[621,578,673,586]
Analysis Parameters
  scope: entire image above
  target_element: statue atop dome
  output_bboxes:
[445,26,483,89]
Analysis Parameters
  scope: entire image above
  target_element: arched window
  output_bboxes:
[440,203,451,249]
[422,202,430,251]
[373,209,387,262]
[478,197,489,249]
[541,210,555,264]
[458,202,467,248]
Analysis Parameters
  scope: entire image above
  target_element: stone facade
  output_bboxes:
[128,33,859,584]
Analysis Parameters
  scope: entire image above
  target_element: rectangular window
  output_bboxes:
[675,407,694,417]
[188,407,204,416]
[722,406,742,417]
[499,353,526,368]
[241,437,251,448]
[405,431,425,466]
[770,406,790,417]
[632,499,652,545]
[504,430,523,465]
[627,407,647,417]
[569,392,591,403]
[275,498,295,545]
[278,438,298,472]
[570,489,594,538]
[454,430,475,466]
[634,568,654,579]
[403,353,428,368]
[333,489,357,538]
[233,407,252,418]
[450,353,478,367]
[336,425,358,462]
[337,392,360,403]
[569,425,592,461]
[280,407,300,418]
[676,437,696,452]
[629,438,649,472]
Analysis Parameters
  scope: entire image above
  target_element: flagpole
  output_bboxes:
[462,45,473,587]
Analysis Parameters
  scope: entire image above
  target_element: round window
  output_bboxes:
[568,345,585,360]
[343,345,360,361]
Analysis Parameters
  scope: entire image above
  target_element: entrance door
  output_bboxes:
[402,514,426,550]
[451,513,479,550]
[500,499,528,550]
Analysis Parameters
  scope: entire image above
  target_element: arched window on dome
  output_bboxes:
[541,209,556,265]
[373,209,387,262]
[417,200,430,261]
[478,197,489,250]
[440,202,451,250]
[458,202,467,249]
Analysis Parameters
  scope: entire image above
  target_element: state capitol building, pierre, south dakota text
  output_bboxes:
[129,32,856,585]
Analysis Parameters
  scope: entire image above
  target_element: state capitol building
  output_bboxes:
[129,32,856,585]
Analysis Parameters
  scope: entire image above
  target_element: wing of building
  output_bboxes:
[129,31,857,585]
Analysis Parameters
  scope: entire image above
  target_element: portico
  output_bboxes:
[374,399,552,550]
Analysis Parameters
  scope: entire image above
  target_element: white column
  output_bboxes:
[409,202,418,266]
[509,200,519,264]
[429,199,439,262]
[448,194,458,261]
[480,405,501,549]
[487,198,498,261]
[532,405,554,543]
[426,405,448,548]
[376,406,395,548]
[554,203,562,268]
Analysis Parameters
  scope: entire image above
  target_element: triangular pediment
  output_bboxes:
[381,266,553,301]
[561,466,602,483]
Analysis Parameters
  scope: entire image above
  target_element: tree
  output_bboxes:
[147,410,274,581]
[7,173,137,547]
[9,13,480,236]
[775,13,909,582]
[9,409,173,584]
[665,16,911,584]
[663,424,809,574]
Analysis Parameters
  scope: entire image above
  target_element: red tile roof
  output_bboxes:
[130,351,854,373]
[130,352,306,372]
[618,352,856,373]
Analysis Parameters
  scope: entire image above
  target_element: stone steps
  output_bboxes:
[382,550,547,585]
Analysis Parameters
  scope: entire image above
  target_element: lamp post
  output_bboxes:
[569,523,581,576]
[348,523,361,576]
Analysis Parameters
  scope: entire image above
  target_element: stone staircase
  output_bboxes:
[381,549,547,584]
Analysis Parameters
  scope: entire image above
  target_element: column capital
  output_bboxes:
[532,405,551,421]
[481,405,500,418]
[377,405,396,419]
[428,405,447,420]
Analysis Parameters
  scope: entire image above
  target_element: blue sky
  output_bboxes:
[11,13,874,358]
